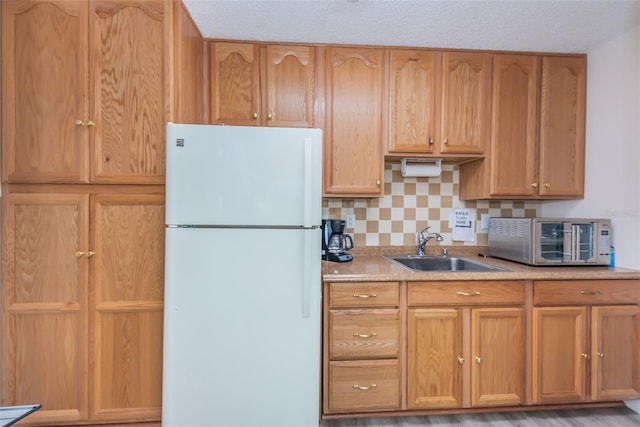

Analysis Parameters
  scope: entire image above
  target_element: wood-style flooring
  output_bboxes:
[321,407,640,426]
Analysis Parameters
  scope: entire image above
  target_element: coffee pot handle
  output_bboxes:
[344,234,354,250]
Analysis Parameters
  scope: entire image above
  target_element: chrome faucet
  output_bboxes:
[417,226,444,256]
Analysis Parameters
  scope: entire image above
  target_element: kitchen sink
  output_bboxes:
[385,255,507,272]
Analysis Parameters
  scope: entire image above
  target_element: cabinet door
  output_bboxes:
[539,56,586,197]
[489,54,539,196]
[440,52,491,154]
[324,47,385,197]
[388,50,439,154]
[210,42,260,126]
[90,193,165,422]
[90,1,167,184]
[264,45,315,127]
[2,0,89,183]
[407,308,462,408]
[532,306,588,403]
[471,308,524,407]
[591,305,640,401]
[1,193,89,424]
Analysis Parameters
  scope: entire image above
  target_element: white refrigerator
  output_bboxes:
[162,123,323,426]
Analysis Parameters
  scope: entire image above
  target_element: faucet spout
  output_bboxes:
[417,226,444,256]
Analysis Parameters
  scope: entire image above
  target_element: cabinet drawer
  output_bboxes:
[328,359,400,413]
[534,280,640,305]
[408,281,525,306]
[329,309,399,359]
[329,282,399,308]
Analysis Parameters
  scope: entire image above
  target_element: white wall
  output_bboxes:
[541,24,640,270]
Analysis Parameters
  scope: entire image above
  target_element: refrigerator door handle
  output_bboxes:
[302,230,312,318]
[303,137,313,228]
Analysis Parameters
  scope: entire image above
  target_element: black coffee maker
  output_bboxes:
[321,219,354,262]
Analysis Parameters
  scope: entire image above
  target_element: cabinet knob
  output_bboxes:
[267,113,273,120]
[544,183,551,188]
[581,353,591,360]
[75,119,84,126]
[428,138,434,145]
[443,138,448,144]
[75,250,95,257]
[86,120,94,126]
[252,112,258,119]
[86,251,95,257]
[75,119,94,126]
[457,356,464,365]
[475,356,483,364]
[530,183,538,188]
[597,352,605,359]
[376,180,381,186]
[75,250,85,257]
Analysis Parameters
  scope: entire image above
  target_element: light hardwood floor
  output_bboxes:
[321,407,640,426]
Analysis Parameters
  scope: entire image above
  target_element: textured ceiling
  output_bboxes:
[183,0,640,53]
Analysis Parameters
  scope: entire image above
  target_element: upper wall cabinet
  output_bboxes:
[209,42,315,127]
[1,0,168,184]
[538,56,586,197]
[439,52,491,155]
[323,47,386,197]
[460,54,586,200]
[387,50,490,157]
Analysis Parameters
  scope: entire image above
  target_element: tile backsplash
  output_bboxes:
[322,162,540,247]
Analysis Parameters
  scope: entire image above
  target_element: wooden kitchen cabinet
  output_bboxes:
[407,281,524,410]
[1,188,165,425]
[460,54,586,200]
[323,47,386,197]
[387,49,440,155]
[209,42,315,127]
[532,280,640,404]
[323,282,401,414]
[439,51,491,155]
[387,49,489,158]
[2,0,168,184]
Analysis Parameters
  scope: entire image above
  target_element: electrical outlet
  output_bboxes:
[346,214,356,229]
[481,213,490,230]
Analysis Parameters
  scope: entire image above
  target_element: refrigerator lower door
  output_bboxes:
[162,227,321,427]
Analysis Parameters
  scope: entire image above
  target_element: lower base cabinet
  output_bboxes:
[1,187,165,425]
[533,280,640,404]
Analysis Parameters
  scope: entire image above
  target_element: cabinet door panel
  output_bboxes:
[324,47,385,197]
[2,0,89,183]
[1,193,89,423]
[490,54,539,196]
[407,308,462,408]
[471,308,524,407]
[91,1,166,183]
[265,45,315,127]
[592,305,640,401]
[440,52,490,154]
[539,56,586,197]
[210,42,260,126]
[91,193,164,421]
[532,306,587,403]
[388,50,438,154]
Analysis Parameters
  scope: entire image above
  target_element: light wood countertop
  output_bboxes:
[322,246,640,282]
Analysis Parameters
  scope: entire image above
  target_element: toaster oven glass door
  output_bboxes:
[539,221,596,263]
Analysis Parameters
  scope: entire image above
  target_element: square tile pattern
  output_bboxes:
[322,162,540,248]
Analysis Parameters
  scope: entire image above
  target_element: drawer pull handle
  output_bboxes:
[353,332,377,338]
[580,290,603,295]
[456,291,480,296]
[353,293,377,299]
[352,384,377,391]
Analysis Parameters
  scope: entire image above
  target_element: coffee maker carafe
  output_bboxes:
[321,219,354,262]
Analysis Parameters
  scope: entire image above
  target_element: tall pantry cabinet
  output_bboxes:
[1,1,205,425]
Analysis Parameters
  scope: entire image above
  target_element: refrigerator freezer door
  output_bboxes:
[166,124,322,227]
[162,227,321,426]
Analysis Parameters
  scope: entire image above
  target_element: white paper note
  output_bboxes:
[451,208,476,242]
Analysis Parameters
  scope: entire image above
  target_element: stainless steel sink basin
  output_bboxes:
[385,255,507,272]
